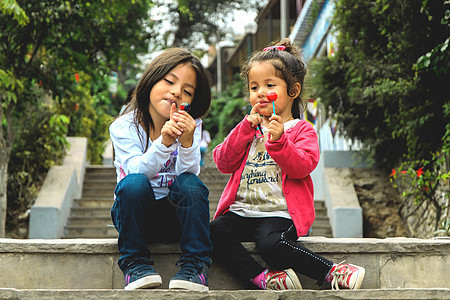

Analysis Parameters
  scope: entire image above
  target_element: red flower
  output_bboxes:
[74,73,80,82]
[390,169,396,177]
[400,170,407,174]
[416,167,423,177]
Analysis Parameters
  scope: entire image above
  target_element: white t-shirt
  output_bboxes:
[200,130,211,149]
[109,111,202,199]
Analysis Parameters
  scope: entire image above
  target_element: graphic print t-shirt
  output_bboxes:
[229,119,300,218]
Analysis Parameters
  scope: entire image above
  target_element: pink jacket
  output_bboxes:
[212,117,320,237]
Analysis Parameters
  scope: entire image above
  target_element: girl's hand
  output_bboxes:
[161,103,183,147]
[172,108,196,148]
[247,103,263,128]
[268,114,284,141]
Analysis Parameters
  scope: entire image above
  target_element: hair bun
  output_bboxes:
[275,38,298,56]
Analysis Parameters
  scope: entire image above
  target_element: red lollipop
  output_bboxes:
[267,91,277,101]
[266,91,277,115]
[179,102,191,112]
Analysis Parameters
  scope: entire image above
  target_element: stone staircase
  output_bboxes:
[4,153,450,298]
[1,237,449,299]
[64,166,116,238]
[64,152,332,238]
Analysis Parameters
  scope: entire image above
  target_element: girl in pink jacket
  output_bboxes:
[210,39,365,291]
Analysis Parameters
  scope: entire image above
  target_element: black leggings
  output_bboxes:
[210,212,333,285]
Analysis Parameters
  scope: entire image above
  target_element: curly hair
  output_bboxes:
[241,38,307,119]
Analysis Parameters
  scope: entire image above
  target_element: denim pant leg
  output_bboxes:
[111,173,155,268]
[169,172,212,263]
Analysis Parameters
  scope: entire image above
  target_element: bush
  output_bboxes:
[55,72,113,164]
[7,86,69,237]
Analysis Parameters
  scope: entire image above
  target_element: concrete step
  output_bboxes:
[70,207,111,218]
[74,198,114,208]
[67,216,113,227]
[83,180,116,188]
[0,288,449,299]
[64,226,117,238]
[85,166,116,177]
[0,237,449,294]
[310,227,332,237]
[82,187,115,195]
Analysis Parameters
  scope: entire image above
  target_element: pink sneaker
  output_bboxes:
[266,268,302,290]
[330,262,365,290]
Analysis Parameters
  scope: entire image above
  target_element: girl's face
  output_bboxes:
[248,61,299,121]
[149,63,197,122]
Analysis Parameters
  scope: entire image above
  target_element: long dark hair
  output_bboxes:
[123,48,212,151]
[241,38,307,119]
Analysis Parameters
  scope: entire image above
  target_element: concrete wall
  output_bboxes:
[0,237,448,290]
[29,137,87,239]
[311,151,368,237]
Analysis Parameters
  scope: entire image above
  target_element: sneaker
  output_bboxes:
[330,261,365,290]
[266,268,302,290]
[121,257,162,290]
[169,258,209,292]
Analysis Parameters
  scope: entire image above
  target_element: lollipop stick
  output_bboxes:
[267,91,277,115]
[257,124,264,138]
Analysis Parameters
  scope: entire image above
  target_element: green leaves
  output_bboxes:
[0,0,29,26]
[203,74,248,149]
[0,69,24,106]
[311,0,449,166]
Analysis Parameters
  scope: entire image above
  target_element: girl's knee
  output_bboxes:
[209,219,222,238]
[173,172,208,195]
[115,173,154,201]
[257,236,284,260]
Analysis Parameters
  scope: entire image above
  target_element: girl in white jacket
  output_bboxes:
[110,48,212,292]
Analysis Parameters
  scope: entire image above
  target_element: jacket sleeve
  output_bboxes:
[110,118,176,180]
[266,120,319,179]
[175,119,202,176]
[213,117,255,174]
[110,116,202,179]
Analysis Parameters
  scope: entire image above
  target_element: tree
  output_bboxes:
[0,0,28,237]
[311,0,449,167]
[0,0,153,236]
[149,0,264,49]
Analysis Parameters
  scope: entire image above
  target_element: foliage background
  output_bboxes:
[203,75,250,149]
[311,0,450,236]
[1,0,153,237]
[311,0,449,167]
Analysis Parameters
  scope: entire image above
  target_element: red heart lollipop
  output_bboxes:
[267,91,277,102]
[266,91,277,115]
[179,103,191,112]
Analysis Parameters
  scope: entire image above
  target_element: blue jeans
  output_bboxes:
[111,173,212,269]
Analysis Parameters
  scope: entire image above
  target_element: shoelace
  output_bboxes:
[266,271,286,290]
[126,258,155,276]
[175,259,200,278]
[331,261,351,290]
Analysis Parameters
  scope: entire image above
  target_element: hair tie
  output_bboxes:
[263,45,286,51]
